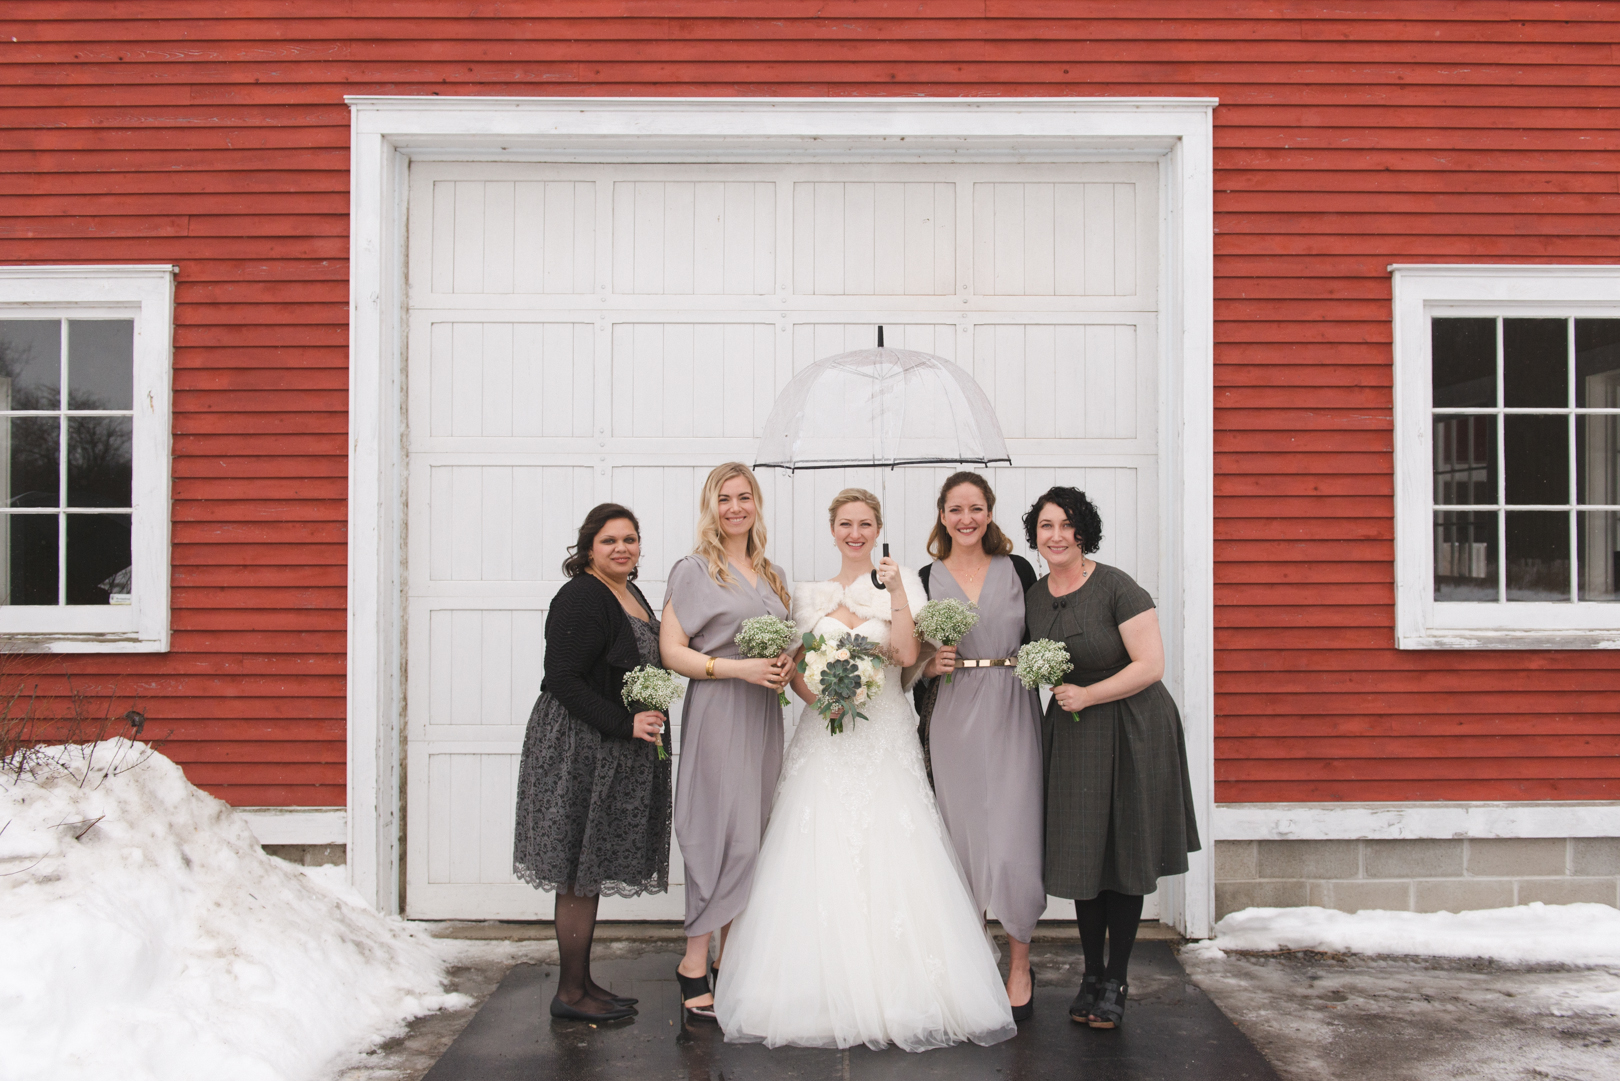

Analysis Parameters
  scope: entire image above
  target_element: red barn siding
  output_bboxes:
[1,2,1617,806]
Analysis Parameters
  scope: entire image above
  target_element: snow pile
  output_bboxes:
[1188,903,1620,965]
[0,740,468,1081]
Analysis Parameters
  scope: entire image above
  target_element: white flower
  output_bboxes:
[853,687,867,704]
[835,648,850,661]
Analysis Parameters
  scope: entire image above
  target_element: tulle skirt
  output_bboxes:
[713,683,1017,1052]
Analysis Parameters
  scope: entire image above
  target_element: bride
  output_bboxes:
[712,488,1017,1052]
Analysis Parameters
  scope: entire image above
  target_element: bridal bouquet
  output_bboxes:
[797,631,886,735]
[621,664,684,759]
[1016,638,1078,722]
[913,598,979,684]
[735,614,799,707]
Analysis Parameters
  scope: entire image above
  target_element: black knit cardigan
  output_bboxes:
[540,573,655,741]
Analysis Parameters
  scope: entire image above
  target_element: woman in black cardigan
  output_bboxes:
[513,503,672,1022]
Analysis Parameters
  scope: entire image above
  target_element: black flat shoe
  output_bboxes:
[677,968,718,1024]
[1088,980,1128,1029]
[550,995,635,1022]
[597,991,638,1007]
[1010,967,1035,1023]
[1069,974,1102,1024]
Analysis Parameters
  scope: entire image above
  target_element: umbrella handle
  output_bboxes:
[871,543,888,590]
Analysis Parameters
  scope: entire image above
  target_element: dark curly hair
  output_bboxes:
[562,502,643,580]
[1022,486,1103,555]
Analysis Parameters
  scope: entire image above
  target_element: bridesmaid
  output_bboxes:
[1022,486,1200,1031]
[917,472,1045,1022]
[660,462,794,1023]
[512,503,671,1022]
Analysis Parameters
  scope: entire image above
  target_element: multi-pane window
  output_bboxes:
[1431,317,1620,604]
[0,319,135,607]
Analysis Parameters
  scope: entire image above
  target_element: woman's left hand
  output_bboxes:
[1052,682,1090,714]
[876,555,907,603]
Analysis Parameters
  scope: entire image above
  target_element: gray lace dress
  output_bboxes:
[512,611,672,898]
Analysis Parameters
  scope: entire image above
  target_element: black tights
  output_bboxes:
[554,888,618,1013]
[1075,890,1143,984]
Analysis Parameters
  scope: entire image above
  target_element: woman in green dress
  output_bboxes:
[1022,486,1200,1031]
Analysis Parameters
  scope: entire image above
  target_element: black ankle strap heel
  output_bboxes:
[676,969,718,1023]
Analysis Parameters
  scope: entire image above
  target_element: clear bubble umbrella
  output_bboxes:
[754,331,1010,587]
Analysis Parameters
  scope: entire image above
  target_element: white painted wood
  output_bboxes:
[1214,801,1620,841]
[238,807,349,846]
[1391,265,1620,649]
[0,265,173,652]
[349,97,1217,934]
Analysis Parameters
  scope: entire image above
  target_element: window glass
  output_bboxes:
[0,318,135,608]
[1576,414,1620,506]
[1578,510,1620,601]
[1503,414,1568,505]
[68,321,135,410]
[65,514,131,605]
[1432,318,1495,407]
[0,320,61,410]
[1505,511,1570,601]
[67,416,132,508]
[1503,318,1568,408]
[1434,510,1498,601]
[1432,415,1495,505]
[1575,319,1620,409]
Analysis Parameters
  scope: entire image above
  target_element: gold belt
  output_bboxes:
[954,657,1015,668]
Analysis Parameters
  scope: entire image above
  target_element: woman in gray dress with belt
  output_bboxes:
[659,462,794,1022]
[1022,486,1200,1031]
[916,472,1046,1022]
[512,503,671,1022]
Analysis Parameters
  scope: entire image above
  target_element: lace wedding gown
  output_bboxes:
[712,569,1018,1052]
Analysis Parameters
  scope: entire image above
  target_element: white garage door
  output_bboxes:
[402,161,1160,920]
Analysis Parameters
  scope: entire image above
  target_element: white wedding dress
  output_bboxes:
[712,568,1018,1052]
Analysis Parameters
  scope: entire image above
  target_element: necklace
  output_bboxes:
[589,567,640,612]
[948,555,991,584]
[1050,558,1092,595]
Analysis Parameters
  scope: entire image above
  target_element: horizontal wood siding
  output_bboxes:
[2,2,1617,805]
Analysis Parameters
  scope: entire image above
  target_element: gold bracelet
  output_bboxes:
[705,656,717,679]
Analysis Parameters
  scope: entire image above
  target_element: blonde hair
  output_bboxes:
[694,462,791,609]
[927,471,1014,561]
[828,488,883,531]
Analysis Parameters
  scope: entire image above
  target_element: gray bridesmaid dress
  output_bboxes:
[924,556,1047,942]
[664,553,790,936]
[1025,563,1201,900]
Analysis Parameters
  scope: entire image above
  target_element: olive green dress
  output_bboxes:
[1025,563,1200,900]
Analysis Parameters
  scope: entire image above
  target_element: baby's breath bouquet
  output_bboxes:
[797,631,886,735]
[913,598,979,684]
[621,664,684,759]
[735,614,799,706]
[1016,638,1078,722]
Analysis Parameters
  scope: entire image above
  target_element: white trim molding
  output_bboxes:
[1215,801,1619,841]
[1391,263,1620,650]
[347,97,1218,934]
[0,265,174,652]
[238,806,348,847]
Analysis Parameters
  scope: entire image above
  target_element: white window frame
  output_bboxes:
[0,266,174,652]
[1392,264,1620,649]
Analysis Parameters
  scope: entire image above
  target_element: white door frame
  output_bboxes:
[346,96,1217,936]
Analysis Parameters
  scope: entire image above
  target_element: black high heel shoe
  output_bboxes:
[1069,974,1102,1024]
[1088,979,1128,1029]
[550,995,635,1022]
[1009,966,1035,1022]
[677,969,718,1024]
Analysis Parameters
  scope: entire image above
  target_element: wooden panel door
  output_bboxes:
[403,160,1159,920]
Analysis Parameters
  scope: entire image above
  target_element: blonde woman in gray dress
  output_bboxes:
[660,462,794,1022]
[916,472,1046,1022]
